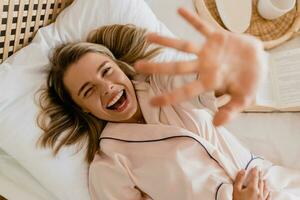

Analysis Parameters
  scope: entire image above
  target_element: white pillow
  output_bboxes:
[0,148,57,200]
[0,0,180,199]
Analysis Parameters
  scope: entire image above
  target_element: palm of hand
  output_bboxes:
[135,8,267,126]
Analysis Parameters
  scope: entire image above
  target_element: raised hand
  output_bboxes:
[134,7,268,126]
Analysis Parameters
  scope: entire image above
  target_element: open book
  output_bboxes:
[216,48,300,112]
[245,48,300,112]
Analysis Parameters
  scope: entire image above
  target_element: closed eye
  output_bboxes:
[102,67,112,77]
[84,87,94,97]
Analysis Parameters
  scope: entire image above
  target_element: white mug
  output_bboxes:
[258,0,296,20]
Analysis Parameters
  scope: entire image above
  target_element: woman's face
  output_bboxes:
[63,52,139,122]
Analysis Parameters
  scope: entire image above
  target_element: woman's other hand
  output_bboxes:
[233,168,271,200]
[134,7,268,126]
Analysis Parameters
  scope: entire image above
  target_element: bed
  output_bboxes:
[0,0,299,199]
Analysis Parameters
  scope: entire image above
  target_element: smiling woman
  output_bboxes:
[63,50,141,122]
[36,10,300,200]
[37,24,161,163]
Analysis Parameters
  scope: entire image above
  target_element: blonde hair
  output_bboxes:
[37,24,161,163]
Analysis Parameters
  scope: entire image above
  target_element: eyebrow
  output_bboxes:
[77,60,109,97]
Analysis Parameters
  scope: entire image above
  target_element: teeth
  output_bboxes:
[107,90,124,107]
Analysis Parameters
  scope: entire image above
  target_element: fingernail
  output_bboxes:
[150,97,164,107]
[134,61,143,68]
[146,33,156,41]
[212,116,223,127]
[251,167,258,173]
[150,99,158,106]
[177,7,184,13]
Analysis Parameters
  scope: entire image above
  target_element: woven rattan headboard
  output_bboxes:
[0,0,74,64]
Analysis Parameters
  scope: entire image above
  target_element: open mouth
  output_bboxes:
[106,90,129,112]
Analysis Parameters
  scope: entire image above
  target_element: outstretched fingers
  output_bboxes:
[134,59,199,75]
[147,33,201,54]
[213,95,249,126]
[177,7,214,37]
[150,80,205,106]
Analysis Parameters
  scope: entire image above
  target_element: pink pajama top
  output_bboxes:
[89,51,300,200]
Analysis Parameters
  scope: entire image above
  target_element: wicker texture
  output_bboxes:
[194,0,300,49]
[0,0,73,64]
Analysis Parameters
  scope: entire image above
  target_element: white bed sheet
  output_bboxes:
[226,113,300,169]
[0,1,299,200]
[0,148,57,200]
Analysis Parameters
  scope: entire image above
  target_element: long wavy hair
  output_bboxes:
[37,24,161,163]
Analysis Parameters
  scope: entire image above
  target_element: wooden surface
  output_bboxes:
[194,0,300,49]
[0,0,74,64]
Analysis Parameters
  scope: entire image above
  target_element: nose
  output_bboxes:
[94,78,115,97]
[104,85,114,96]
[101,82,115,96]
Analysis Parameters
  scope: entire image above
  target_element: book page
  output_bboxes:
[256,66,276,107]
[271,48,300,108]
[244,52,276,112]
